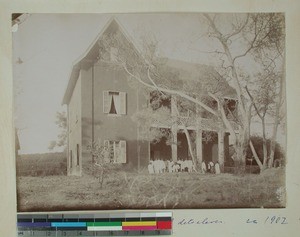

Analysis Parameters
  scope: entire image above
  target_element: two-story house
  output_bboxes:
[62,18,237,176]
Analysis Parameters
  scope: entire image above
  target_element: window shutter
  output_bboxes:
[113,142,117,163]
[103,91,110,113]
[119,92,127,115]
[119,140,127,163]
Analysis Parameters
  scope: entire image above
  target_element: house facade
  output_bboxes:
[62,18,237,176]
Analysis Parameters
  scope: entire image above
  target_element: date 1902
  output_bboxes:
[246,216,288,225]
[264,216,288,224]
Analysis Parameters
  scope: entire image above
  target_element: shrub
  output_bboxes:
[246,135,285,166]
[87,140,113,188]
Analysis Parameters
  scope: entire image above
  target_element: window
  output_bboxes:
[110,47,118,62]
[103,91,127,115]
[104,140,127,163]
[224,99,237,119]
[201,97,218,119]
[150,91,171,111]
[76,144,80,166]
[70,150,73,168]
[100,46,119,62]
[177,98,196,117]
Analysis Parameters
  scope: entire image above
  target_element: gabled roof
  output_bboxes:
[62,18,142,105]
[62,17,236,105]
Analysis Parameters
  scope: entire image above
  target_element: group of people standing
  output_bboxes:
[147,158,221,174]
[201,161,221,174]
[147,159,196,174]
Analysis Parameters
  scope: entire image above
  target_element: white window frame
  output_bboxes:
[103,90,127,115]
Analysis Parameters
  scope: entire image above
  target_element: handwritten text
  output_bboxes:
[178,218,224,225]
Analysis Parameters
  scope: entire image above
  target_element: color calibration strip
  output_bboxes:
[17,212,172,236]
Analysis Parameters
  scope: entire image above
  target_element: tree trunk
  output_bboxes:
[182,126,196,165]
[261,117,268,170]
[173,101,197,166]
[213,39,249,171]
[269,74,284,168]
[209,92,249,171]
[249,139,263,170]
[268,117,280,168]
[234,126,249,172]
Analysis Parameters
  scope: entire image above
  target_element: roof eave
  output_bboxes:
[61,17,119,105]
[62,17,144,106]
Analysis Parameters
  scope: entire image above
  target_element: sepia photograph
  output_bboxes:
[13,13,286,212]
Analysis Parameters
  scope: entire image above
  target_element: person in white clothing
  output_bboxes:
[201,161,207,173]
[214,162,221,174]
[209,161,215,174]
[167,160,174,173]
[148,161,154,174]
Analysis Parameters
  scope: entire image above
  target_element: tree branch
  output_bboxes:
[249,139,263,169]
[245,86,263,120]
[121,62,218,116]
[224,14,250,41]
[203,13,223,39]
[208,92,237,143]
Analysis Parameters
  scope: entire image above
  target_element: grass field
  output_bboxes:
[16,152,67,176]
[17,167,285,212]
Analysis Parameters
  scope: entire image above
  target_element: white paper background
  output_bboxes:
[1,1,300,236]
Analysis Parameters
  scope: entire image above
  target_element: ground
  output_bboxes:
[17,168,285,212]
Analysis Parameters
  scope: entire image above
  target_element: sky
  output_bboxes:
[12,13,285,154]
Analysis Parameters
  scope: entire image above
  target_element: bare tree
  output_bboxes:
[268,72,285,168]
[245,70,284,170]
[201,13,285,170]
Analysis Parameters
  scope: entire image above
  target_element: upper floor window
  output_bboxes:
[177,97,196,117]
[224,98,237,119]
[103,91,127,115]
[150,91,171,111]
[200,97,218,119]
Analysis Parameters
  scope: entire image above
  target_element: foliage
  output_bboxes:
[247,72,280,116]
[132,106,173,141]
[86,139,116,188]
[48,111,67,150]
[247,135,285,166]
